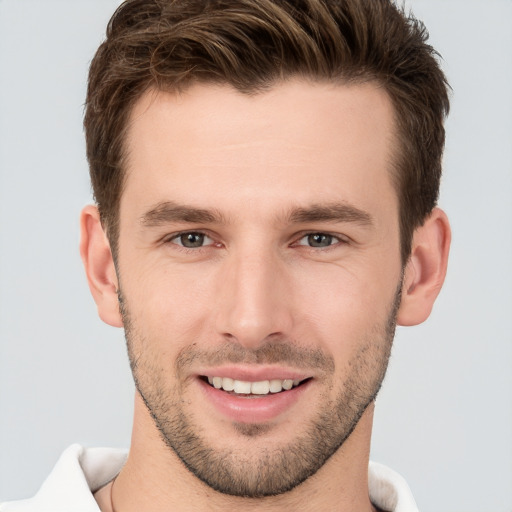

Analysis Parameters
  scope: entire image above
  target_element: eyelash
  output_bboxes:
[294,232,348,249]
[164,230,349,252]
[164,231,217,252]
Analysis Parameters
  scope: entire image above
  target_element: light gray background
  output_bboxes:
[0,1,511,510]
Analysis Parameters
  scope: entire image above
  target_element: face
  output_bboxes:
[116,81,403,497]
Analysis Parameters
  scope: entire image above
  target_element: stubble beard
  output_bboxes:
[120,286,401,498]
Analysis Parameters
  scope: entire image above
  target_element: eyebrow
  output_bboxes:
[139,200,373,228]
[140,201,225,227]
[288,203,373,227]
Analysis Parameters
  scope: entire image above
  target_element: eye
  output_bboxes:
[170,232,214,248]
[297,233,341,248]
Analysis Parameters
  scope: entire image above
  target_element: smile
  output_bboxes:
[198,371,313,423]
[206,376,304,395]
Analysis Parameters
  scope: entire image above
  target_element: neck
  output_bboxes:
[102,395,378,512]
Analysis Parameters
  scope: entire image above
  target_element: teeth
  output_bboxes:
[251,380,270,395]
[269,379,283,393]
[233,380,251,394]
[282,379,293,390]
[222,377,235,391]
[206,376,303,395]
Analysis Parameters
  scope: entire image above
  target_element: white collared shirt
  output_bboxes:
[0,444,419,512]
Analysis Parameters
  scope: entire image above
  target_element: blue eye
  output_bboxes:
[171,232,212,248]
[298,233,338,248]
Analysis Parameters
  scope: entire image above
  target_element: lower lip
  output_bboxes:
[198,378,310,424]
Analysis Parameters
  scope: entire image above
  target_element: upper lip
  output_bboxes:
[194,365,312,382]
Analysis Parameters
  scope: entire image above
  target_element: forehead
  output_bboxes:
[122,80,398,222]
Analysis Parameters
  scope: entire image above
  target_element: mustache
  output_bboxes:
[175,339,335,375]
[119,290,334,376]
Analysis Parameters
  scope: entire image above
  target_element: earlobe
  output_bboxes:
[397,208,451,326]
[79,205,123,328]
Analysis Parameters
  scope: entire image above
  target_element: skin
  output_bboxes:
[81,80,450,512]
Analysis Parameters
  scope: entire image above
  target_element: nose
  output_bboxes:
[214,246,293,349]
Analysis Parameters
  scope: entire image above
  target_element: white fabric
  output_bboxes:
[368,461,419,511]
[0,445,418,512]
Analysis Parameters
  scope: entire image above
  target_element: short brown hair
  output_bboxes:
[84,0,450,262]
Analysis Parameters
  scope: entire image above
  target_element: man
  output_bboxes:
[0,0,450,511]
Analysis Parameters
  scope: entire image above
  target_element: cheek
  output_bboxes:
[290,260,399,350]
[121,261,218,345]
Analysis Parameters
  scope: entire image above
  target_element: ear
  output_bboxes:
[397,207,451,326]
[79,205,123,328]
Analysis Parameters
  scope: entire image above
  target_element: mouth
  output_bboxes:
[196,368,314,423]
[202,376,310,396]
